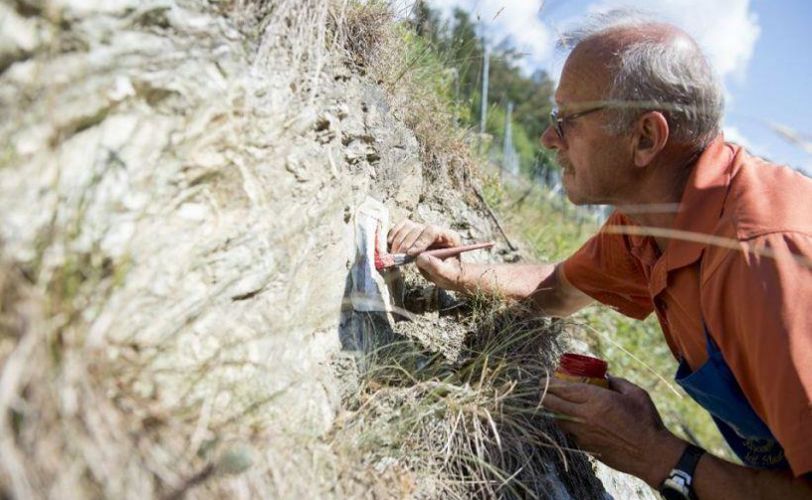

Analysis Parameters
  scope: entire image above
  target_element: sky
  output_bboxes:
[424,0,812,174]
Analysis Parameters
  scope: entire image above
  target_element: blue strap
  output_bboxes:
[674,322,788,469]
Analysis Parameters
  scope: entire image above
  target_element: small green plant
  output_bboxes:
[480,173,505,209]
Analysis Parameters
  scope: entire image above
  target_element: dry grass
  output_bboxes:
[331,288,606,499]
[0,225,260,498]
[339,1,394,68]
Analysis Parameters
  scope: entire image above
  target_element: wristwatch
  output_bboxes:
[659,443,705,500]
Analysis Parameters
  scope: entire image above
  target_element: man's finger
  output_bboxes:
[446,230,462,247]
[555,419,584,436]
[392,224,420,253]
[410,228,442,255]
[542,377,602,404]
[539,391,586,419]
[398,226,426,254]
[389,219,414,252]
[388,219,409,245]
[415,253,448,277]
[607,375,641,395]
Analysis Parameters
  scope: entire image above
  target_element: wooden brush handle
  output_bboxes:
[422,241,495,259]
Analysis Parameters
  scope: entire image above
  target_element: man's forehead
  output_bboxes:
[554,49,611,106]
[554,24,693,106]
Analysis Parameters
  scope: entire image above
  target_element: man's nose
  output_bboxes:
[540,125,562,151]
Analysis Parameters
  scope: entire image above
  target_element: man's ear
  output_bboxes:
[632,111,669,167]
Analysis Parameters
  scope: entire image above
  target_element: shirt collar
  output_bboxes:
[664,135,737,272]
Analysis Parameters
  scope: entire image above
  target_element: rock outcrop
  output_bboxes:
[0,1,655,498]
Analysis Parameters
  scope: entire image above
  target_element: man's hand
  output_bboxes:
[388,219,462,255]
[540,375,685,487]
[388,220,465,290]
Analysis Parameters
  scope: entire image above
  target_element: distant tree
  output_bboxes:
[410,4,558,174]
[447,9,483,105]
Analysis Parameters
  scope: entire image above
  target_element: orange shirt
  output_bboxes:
[563,137,812,477]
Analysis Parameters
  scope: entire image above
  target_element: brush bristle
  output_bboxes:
[375,253,396,270]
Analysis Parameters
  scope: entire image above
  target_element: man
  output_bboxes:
[388,12,812,499]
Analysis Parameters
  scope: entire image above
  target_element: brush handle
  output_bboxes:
[378,242,496,270]
[394,242,495,265]
[421,241,495,259]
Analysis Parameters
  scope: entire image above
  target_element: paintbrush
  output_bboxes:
[374,241,495,271]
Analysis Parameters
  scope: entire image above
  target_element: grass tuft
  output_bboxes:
[339,1,393,68]
[333,283,607,498]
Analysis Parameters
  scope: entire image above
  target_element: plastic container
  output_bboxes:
[554,353,609,388]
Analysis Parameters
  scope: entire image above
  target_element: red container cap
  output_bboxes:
[558,353,608,379]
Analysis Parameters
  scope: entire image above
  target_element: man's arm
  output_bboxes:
[425,259,593,317]
[540,376,812,499]
[388,220,592,316]
[692,451,812,499]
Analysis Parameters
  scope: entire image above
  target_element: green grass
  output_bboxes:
[480,173,595,261]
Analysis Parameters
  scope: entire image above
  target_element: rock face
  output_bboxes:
[0,0,426,495]
[0,1,654,498]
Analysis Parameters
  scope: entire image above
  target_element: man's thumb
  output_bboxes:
[608,375,640,395]
[415,253,443,275]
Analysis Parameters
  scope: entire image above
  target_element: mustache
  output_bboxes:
[557,156,573,171]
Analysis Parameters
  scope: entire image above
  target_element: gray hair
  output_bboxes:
[560,9,724,148]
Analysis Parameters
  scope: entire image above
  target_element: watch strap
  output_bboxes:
[659,443,705,500]
[675,443,704,477]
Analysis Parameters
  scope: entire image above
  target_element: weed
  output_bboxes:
[480,173,506,209]
[339,1,392,68]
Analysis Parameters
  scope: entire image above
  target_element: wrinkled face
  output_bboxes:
[540,46,633,206]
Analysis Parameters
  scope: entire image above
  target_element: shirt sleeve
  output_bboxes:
[562,212,654,320]
[704,231,812,477]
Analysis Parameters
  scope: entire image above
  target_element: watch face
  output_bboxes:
[659,471,692,500]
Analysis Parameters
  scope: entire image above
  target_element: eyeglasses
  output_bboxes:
[549,105,608,141]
